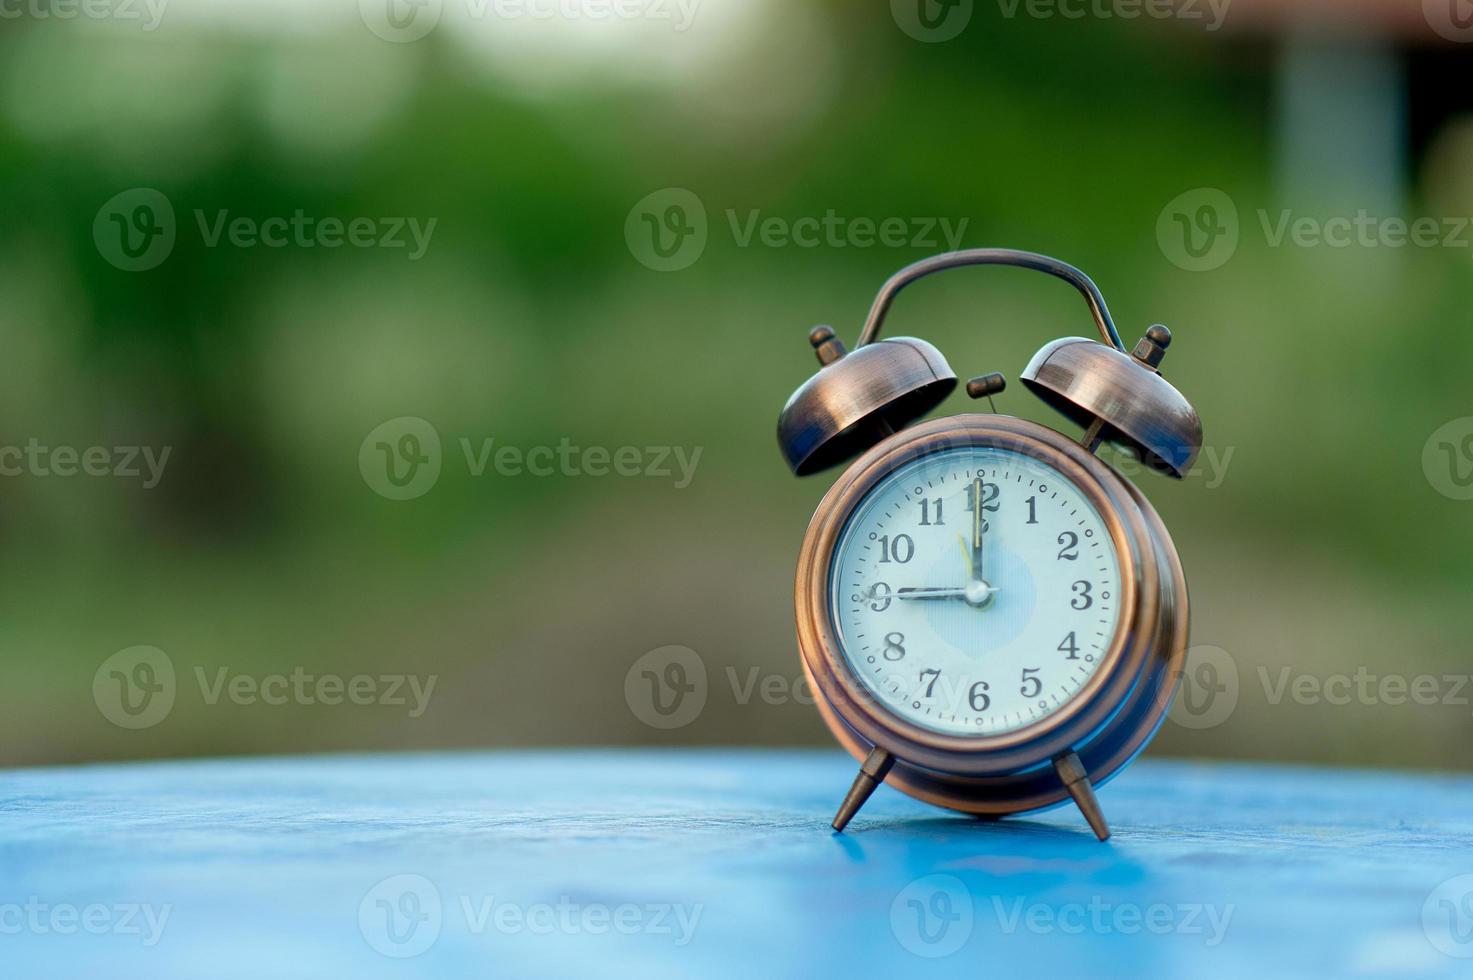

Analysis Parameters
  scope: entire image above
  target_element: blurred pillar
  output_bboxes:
[1273,29,1406,215]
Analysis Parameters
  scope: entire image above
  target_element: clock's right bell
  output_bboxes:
[1021,324,1203,478]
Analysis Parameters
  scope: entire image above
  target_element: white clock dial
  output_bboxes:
[829,445,1123,737]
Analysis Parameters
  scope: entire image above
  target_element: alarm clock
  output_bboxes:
[777,249,1200,840]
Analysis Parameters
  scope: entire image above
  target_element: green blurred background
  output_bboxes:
[3,0,1471,770]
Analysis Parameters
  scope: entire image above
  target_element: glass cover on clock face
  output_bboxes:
[829,445,1124,737]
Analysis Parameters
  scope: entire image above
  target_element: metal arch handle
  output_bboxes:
[854,249,1127,353]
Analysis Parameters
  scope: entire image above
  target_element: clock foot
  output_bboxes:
[1054,751,1110,841]
[831,747,895,832]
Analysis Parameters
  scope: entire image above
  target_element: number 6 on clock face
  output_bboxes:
[831,446,1123,737]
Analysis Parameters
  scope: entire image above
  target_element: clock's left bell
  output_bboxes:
[777,326,956,476]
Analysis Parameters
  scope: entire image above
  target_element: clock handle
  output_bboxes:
[854,248,1128,353]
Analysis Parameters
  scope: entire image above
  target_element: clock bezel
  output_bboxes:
[795,414,1163,777]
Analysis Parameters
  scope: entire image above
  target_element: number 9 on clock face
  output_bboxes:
[829,446,1123,737]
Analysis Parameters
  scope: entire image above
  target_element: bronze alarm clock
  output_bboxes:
[777,249,1200,840]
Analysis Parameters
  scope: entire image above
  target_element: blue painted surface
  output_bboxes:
[3,750,1472,978]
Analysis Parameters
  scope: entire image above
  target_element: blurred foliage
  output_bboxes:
[1,2,1470,770]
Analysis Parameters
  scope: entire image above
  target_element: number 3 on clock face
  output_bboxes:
[829,446,1123,737]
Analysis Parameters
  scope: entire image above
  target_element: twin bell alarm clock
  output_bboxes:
[777,249,1202,840]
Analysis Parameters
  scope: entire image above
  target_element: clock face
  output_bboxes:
[828,444,1124,737]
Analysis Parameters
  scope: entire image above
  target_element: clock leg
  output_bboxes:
[831,747,895,832]
[1053,751,1110,841]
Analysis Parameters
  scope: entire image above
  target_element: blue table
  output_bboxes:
[3,750,1472,978]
